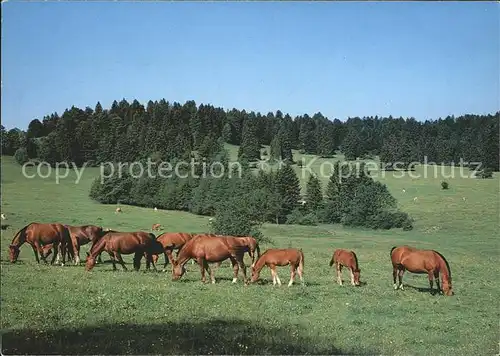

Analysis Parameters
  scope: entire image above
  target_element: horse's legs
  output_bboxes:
[428,271,434,294]
[398,268,405,290]
[132,252,142,271]
[110,254,117,271]
[236,255,248,284]
[31,245,41,264]
[115,252,128,271]
[336,263,343,285]
[145,252,155,272]
[349,268,356,286]
[197,257,207,283]
[203,259,215,284]
[270,265,281,286]
[270,266,277,285]
[73,241,81,265]
[162,251,172,271]
[49,242,59,265]
[297,262,304,285]
[229,257,239,284]
[393,266,398,289]
[433,270,441,294]
[288,265,296,287]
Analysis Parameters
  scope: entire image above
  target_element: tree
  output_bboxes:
[274,163,301,219]
[238,119,260,161]
[305,174,323,212]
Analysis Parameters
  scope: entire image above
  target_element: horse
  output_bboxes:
[151,223,162,231]
[390,245,453,296]
[212,235,261,269]
[171,234,248,284]
[329,249,361,286]
[250,248,304,287]
[41,225,107,265]
[151,232,194,271]
[8,222,71,266]
[85,231,156,272]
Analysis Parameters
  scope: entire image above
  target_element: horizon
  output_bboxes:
[2,2,499,130]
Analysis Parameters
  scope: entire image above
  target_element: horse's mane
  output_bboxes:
[432,250,452,279]
[11,223,33,244]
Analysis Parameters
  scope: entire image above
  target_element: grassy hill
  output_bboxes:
[1,153,498,355]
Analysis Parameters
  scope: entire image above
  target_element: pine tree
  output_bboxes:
[269,135,281,162]
[274,162,301,219]
[238,119,260,161]
[305,174,323,212]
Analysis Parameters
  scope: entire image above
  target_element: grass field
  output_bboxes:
[1,153,499,355]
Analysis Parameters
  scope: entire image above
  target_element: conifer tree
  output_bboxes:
[305,174,323,212]
[274,162,301,219]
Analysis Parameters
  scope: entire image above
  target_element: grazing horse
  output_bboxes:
[41,225,108,265]
[171,234,248,284]
[151,232,194,271]
[390,246,453,296]
[250,248,304,287]
[329,249,361,286]
[213,235,261,268]
[8,222,70,266]
[85,231,156,271]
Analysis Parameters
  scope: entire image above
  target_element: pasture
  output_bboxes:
[1,154,499,355]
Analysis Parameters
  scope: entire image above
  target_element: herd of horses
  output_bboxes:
[6,222,453,295]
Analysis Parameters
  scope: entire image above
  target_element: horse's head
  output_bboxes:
[442,279,453,296]
[250,266,260,283]
[353,268,361,286]
[171,261,186,281]
[85,254,97,271]
[8,245,20,263]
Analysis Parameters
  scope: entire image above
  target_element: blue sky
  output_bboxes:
[2,2,499,130]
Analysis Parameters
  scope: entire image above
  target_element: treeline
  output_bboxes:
[2,98,499,171]
[89,141,413,238]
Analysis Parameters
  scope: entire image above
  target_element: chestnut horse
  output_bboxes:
[390,245,453,296]
[41,225,106,265]
[213,235,261,268]
[329,249,361,286]
[171,234,248,284]
[85,231,156,271]
[151,232,194,271]
[8,222,70,266]
[250,248,304,287]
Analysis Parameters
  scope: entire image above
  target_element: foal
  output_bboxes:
[329,249,361,286]
[250,248,304,287]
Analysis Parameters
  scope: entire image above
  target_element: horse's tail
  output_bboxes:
[10,223,32,246]
[298,249,304,273]
[255,242,261,258]
[329,250,335,267]
[390,246,397,258]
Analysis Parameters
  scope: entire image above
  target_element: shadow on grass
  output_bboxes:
[403,284,442,295]
[1,319,377,355]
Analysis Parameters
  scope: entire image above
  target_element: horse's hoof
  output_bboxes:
[393,284,398,290]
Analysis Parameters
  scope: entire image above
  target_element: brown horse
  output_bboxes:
[151,232,194,271]
[85,231,156,271]
[329,249,361,286]
[390,246,453,296]
[250,248,304,287]
[212,235,261,268]
[171,234,248,284]
[41,225,108,265]
[8,222,71,266]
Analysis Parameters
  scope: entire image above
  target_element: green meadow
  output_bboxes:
[1,152,499,355]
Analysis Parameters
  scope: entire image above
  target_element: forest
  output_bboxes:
[2,98,498,237]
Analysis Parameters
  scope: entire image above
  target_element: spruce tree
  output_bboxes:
[305,174,323,212]
[238,119,260,161]
[274,162,301,219]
